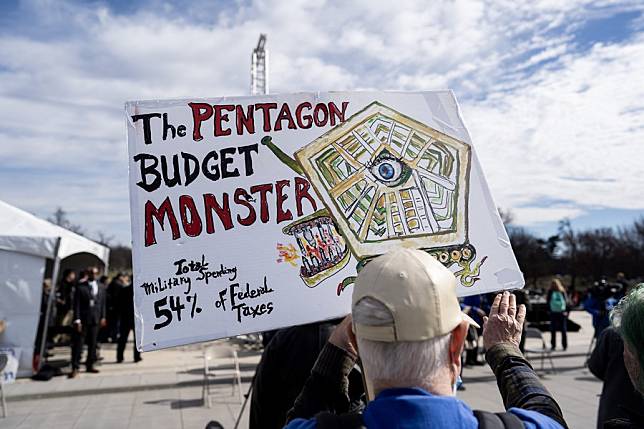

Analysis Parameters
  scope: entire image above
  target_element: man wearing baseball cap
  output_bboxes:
[285,249,567,428]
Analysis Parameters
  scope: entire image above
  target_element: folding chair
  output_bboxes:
[202,345,243,407]
[523,327,556,374]
[0,353,7,418]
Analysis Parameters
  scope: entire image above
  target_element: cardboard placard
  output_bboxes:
[126,91,523,351]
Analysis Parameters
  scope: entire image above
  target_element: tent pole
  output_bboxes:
[103,248,110,275]
[37,237,62,373]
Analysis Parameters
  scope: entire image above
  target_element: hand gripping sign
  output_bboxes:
[126,91,523,351]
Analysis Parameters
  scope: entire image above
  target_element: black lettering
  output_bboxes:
[160,154,181,187]
[162,113,176,140]
[237,144,259,176]
[132,113,162,145]
[221,147,240,178]
[182,152,200,187]
[202,150,220,181]
[134,153,161,192]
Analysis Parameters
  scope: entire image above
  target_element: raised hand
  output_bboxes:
[483,291,526,350]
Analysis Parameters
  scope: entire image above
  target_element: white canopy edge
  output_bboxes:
[0,200,109,263]
[0,235,59,259]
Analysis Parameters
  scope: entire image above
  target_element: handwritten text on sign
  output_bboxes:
[132,101,349,247]
[127,96,360,350]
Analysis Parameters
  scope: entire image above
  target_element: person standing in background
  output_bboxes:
[69,267,106,378]
[514,288,531,352]
[584,280,618,340]
[97,275,110,344]
[615,272,630,298]
[460,298,486,366]
[547,278,568,351]
[106,273,128,343]
[56,269,76,326]
[116,276,141,363]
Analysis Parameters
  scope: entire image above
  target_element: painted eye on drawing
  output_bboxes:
[378,162,397,180]
[370,156,405,185]
[371,158,402,182]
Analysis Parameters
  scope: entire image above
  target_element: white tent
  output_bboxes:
[0,200,110,377]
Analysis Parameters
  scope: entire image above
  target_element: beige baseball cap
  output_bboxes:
[352,248,480,342]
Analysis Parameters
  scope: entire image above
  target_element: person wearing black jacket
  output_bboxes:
[69,266,106,378]
[116,279,141,363]
[249,320,352,429]
[105,273,127,343]
[588,327,644,429]
[601,284,644,428]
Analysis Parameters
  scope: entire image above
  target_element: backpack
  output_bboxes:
[315,409,525,428]
[549,291,566,313]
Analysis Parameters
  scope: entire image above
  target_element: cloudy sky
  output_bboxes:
[1,0,643,245]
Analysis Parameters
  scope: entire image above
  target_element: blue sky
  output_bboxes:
[0,0,643,245]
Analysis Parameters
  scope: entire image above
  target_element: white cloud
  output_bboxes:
[464,35,644,215]
[0,0,643,243]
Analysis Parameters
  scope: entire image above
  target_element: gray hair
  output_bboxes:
[353,297,451,391]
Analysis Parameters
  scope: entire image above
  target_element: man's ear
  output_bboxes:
[449,321,469,377]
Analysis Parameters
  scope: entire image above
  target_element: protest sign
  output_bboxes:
[126,91,524,351]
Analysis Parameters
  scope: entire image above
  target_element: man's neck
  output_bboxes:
[373,380,454,397]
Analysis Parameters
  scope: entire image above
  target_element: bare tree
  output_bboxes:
[48,207,85,236]
[95,231,115,247]
[49,207,67,227]
[507,226,560,287]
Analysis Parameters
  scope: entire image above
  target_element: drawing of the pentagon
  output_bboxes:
[294,102,471,259]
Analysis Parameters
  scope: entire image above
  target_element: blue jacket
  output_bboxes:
[583,295,617,334]
[286,387,563,429]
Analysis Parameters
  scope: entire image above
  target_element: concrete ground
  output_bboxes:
[1,312,602,428]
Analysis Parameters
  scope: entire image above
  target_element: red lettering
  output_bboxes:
[250,183,274,223]
[313,103,329,127]
[295,102,313,129]
[144,198,180,247]
[236,104,255,135]
[234,188,257,226]
[295,177,317,216]
[329,101,349,126]
[214,104,235,137]
[188,102,213,142]
[254,103,278,132]
[178,195,202,237]
[274,104,297,131]
[275,179,293,223]
[203,193,233,233]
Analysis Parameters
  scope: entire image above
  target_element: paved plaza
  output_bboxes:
[1,312,602,428]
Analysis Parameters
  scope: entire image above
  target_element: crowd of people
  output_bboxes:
[35,256,644,428]
[38,266,140,378]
